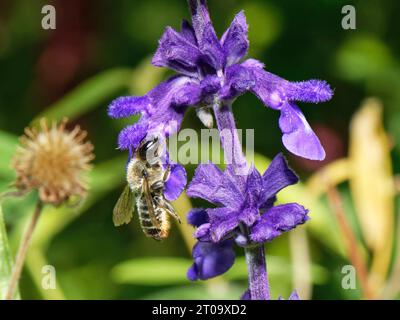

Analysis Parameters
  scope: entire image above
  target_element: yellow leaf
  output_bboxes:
[349,98,395,292]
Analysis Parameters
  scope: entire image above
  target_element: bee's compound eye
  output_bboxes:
[144,137,158,150]
[139,138,158,158]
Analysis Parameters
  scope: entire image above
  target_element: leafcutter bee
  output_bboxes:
[113,137,181,241]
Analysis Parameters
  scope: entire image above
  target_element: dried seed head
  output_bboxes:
[12,119,94,206]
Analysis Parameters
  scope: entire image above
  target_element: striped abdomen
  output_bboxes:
[137,195,170,241]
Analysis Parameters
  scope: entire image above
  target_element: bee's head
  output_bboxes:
[137,136,163,164]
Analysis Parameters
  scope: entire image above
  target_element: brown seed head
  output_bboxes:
[12,119,94,206]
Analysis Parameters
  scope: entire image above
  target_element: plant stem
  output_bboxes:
[326,186,374,300]
[5,201,43,300]
[289,228,312,300]
[213,100,270,300]
[213,101,248,175]
[244,245,270,300]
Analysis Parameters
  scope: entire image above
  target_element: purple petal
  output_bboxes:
[250,203,309,243]
[108,96,151,119]
[240,206,260,227]
[147,76,199,110]
[187,240,235,281]
[278,290,301,300]
[152,27,201,76]
[221,11,249,66]
[242,60,330,160]
[187,164,242,208]
[241,289,251,300]
[156,108,185,136]
[244,59,333,109]
[260,153,298,205]
[279,102,326,160]
[198,23,226,70]
[208,207,240,242]
[164,163,187,201]
[118,121,149,150]
[220,64,255,100]
[245,165,263,196]
[180,20,197,45]
[243,60,288,109]
[286,80,333,103]
[242,58,265,70]
[117,105,184,151]
[186,163,227,205]
[194,223,212,242]
[187,208,209,227]
[120,76,197,149]
[216,165,247,208]
[289,290,300,300]
[200,75,221,96]
[188,0,221,69]
[188,0,212,42]
[141,103,185,145]
[172,82,202,106]
[187,264,199,281]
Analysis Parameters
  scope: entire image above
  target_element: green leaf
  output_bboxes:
[240,2,282,55]
[0,130,18,181]
[142,284,245,300]
[0,202,20,299]
[111,256,327,287]
[336,35,394,82]
[225,257,327,284]
[111,257,191,286]
[33,68,132,123]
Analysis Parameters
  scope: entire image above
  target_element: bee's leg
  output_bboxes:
[154,195,181,224]
[163,164,171,182]
[165,201,181,224]
[151,181,164,192]
[167,209,182,224]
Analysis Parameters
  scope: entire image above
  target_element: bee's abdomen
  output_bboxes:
[137,197,170,241]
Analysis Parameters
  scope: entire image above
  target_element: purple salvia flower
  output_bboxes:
[242,290,300,300]
[108,0,330,300]
[108,76,200,151]
[278,290,301,300]
[289,291,301,300]
[186,154,309,282]
[186,154,308,243]
[186,208,235,281]
[108,0,333,160]
[186,210,236,281]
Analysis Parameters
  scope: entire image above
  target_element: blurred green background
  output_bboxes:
[0,0,399,300]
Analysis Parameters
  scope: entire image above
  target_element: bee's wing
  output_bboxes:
[142,176,161,229]
[113,185,135,227]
